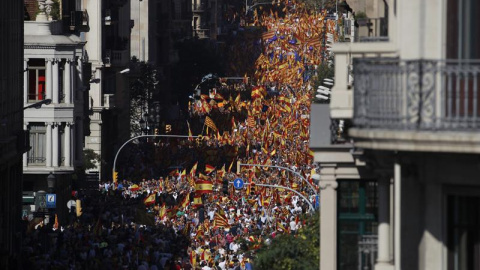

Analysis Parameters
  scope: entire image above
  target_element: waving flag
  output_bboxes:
[205,164,215,175]
[214,212,230,228]
[205,116,218,132]
[143,193,156,206]
[195,180,213,194]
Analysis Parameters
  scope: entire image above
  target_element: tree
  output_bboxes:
[128,59,160,137]
[83,149,102,171]
[253,211,320,270]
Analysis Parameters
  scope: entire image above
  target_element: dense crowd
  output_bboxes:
[22,0,335,269]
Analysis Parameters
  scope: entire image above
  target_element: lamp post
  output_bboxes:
[239,163,319,196]
[112,134,199,185]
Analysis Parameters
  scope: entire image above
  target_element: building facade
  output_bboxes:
[311,0,480,269]
[23,0,86,225]
[83,0,131,181]
[0,1,25,268]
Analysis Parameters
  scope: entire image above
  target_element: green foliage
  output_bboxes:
[50,0,61,20]
[355,11,367,19]
[300,0,338,12]
[128,59,159,136]
[253,211,320,270]
[83,149,102,171]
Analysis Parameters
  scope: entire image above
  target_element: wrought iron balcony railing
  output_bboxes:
[353,59,480,130]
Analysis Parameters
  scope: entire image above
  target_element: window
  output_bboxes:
[28,123,46,164]
[447,0,480,59]
[28,59,46,102]
[447,193,480,270]
[337,180,378,270]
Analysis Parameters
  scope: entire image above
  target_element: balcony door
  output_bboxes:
[447,192,480,270]
[337,180,378,270]
[447,0,480,59]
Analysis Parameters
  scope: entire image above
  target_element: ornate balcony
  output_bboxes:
[353,59,480,130]
[349,58,480,153]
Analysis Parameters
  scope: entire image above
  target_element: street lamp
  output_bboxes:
[112,134,200,186]
[47,172,56,193]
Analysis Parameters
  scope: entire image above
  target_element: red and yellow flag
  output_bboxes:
[159,204,167,219]
[143,193,156,205]
[205,116,218,132]
[205,164,215,175]
[193,195,203,207]
[180,193,190,209]
[195,180,213,194]
[214,212,230,228]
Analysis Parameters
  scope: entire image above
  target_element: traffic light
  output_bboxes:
[113,171,118,183]
[165,124,171,133]
[76,199,82,217]
[222,179,229,195]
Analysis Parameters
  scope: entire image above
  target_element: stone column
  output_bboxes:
[52,122,59,167]
[394,162,401,270]
[52,59,59,103]
[24,59,28,103]
[23,123,28,166]
[46,122,52,167]
[64,122,72,167]
[318,165,338,270]
[375,176,394,270]
[76,118,83,165]
[46,59,52,100]
[64,59,72,104]
[76,58,83,101]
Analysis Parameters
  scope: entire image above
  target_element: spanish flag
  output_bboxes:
[130,184,140,191]
[193,195,203,207]
[205,164,215,175]
[195,180,213,194]
[159,203,167,219]
[143,193,156,206]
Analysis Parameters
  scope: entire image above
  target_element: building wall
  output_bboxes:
[131,0,149,62]
[0,0,24,268]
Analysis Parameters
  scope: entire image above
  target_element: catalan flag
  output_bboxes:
[213,211,230,228]
[190,162,198,176]
[247,116,256,128]
[205,116,218,132]
[180,193,190,209]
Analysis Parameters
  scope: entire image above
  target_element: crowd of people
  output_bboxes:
[22,0,336,269]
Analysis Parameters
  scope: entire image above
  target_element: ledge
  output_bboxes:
[349,128,480,154]
[331,42,397,54]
